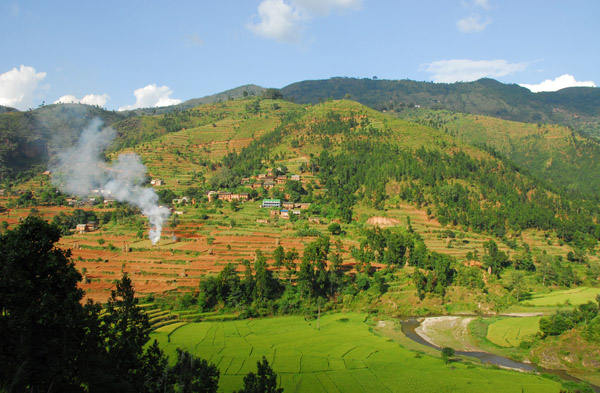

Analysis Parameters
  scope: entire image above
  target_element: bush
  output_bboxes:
[441,347,455,364]
[584,316,600,342]
[328,222,342,235]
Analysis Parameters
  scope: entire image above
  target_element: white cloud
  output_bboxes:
[248,0,362,43]
[186,33,204,47]
[119,84,182,111]
[55,94,79,104]
[473,0,491,9]
[8,2,20,17]
[54,93,110,107]
[248,0,303,43]
[293,0,362,16]
[0,65,46,110]
[520,74,596,93]
[423,59,527,83]
[457,13,491,33]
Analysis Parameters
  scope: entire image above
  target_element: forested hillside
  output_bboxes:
[0,86,271,180]
[280,77,600,138]
[0,103,127,179]
[214,100,599,246]
[395,109,600,197]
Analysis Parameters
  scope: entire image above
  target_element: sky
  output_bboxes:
[0,0,598,111]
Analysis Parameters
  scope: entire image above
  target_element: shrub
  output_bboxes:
[441,347,455,364]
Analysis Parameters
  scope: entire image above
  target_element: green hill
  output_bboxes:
[4,96,600,245]
[126,84,266,116]
[0,105,17,114]
[239,100,600,240]
[0,86,270,179]
[279,77,600,137]
[126,97,599,245]
[395,108,600,197]
[0,103,127,179]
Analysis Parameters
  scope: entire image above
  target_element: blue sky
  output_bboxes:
[1,0,598,111]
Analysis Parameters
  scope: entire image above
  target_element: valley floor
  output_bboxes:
[151,313,561,393]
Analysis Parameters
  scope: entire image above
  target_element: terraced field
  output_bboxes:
[150,313,561,393]
[1,189,594,304]
[523,287,600,307]
[1,98,596,306]
[486,317,541,347]
[61,204,337,302]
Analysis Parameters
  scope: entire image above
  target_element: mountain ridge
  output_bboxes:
[280,77,600,137]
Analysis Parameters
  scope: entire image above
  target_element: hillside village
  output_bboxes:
[1,96,600,392]
[3,2,600,391]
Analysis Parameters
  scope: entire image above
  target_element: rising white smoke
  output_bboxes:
[51,118,170,245]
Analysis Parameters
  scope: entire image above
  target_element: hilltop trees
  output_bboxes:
[262,88,283,100]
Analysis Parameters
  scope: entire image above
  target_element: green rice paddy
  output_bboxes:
[524,287,600,307]
[486,317,541,347]
[151,313,560,392]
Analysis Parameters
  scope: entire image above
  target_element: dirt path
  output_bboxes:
[499,312,545,317]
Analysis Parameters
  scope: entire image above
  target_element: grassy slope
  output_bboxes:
[486,316,541,347]
[151,313,561,393]
[523,287,600,307]
[118,98,297,192]
[395,108,600,196]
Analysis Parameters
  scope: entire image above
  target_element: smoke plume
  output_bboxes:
[51,118,170,245]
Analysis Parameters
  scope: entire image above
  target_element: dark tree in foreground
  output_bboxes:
[0,216,188,393]
[0,216,86,392]
[0,216,277,393]
[103,274,152,386]
[235,356,283,393]
[170,348,220,393]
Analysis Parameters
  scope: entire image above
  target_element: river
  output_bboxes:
[400,318,600,392]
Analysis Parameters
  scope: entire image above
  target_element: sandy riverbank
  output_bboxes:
[415,316,483,352]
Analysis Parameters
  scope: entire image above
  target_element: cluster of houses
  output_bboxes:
[66,197,108,207]
[206,191,250,202]
[70,173,309,232]
[241,173,301,190]
[66,189,117,207]
[259,199,312,221]
[76,222,98,233]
